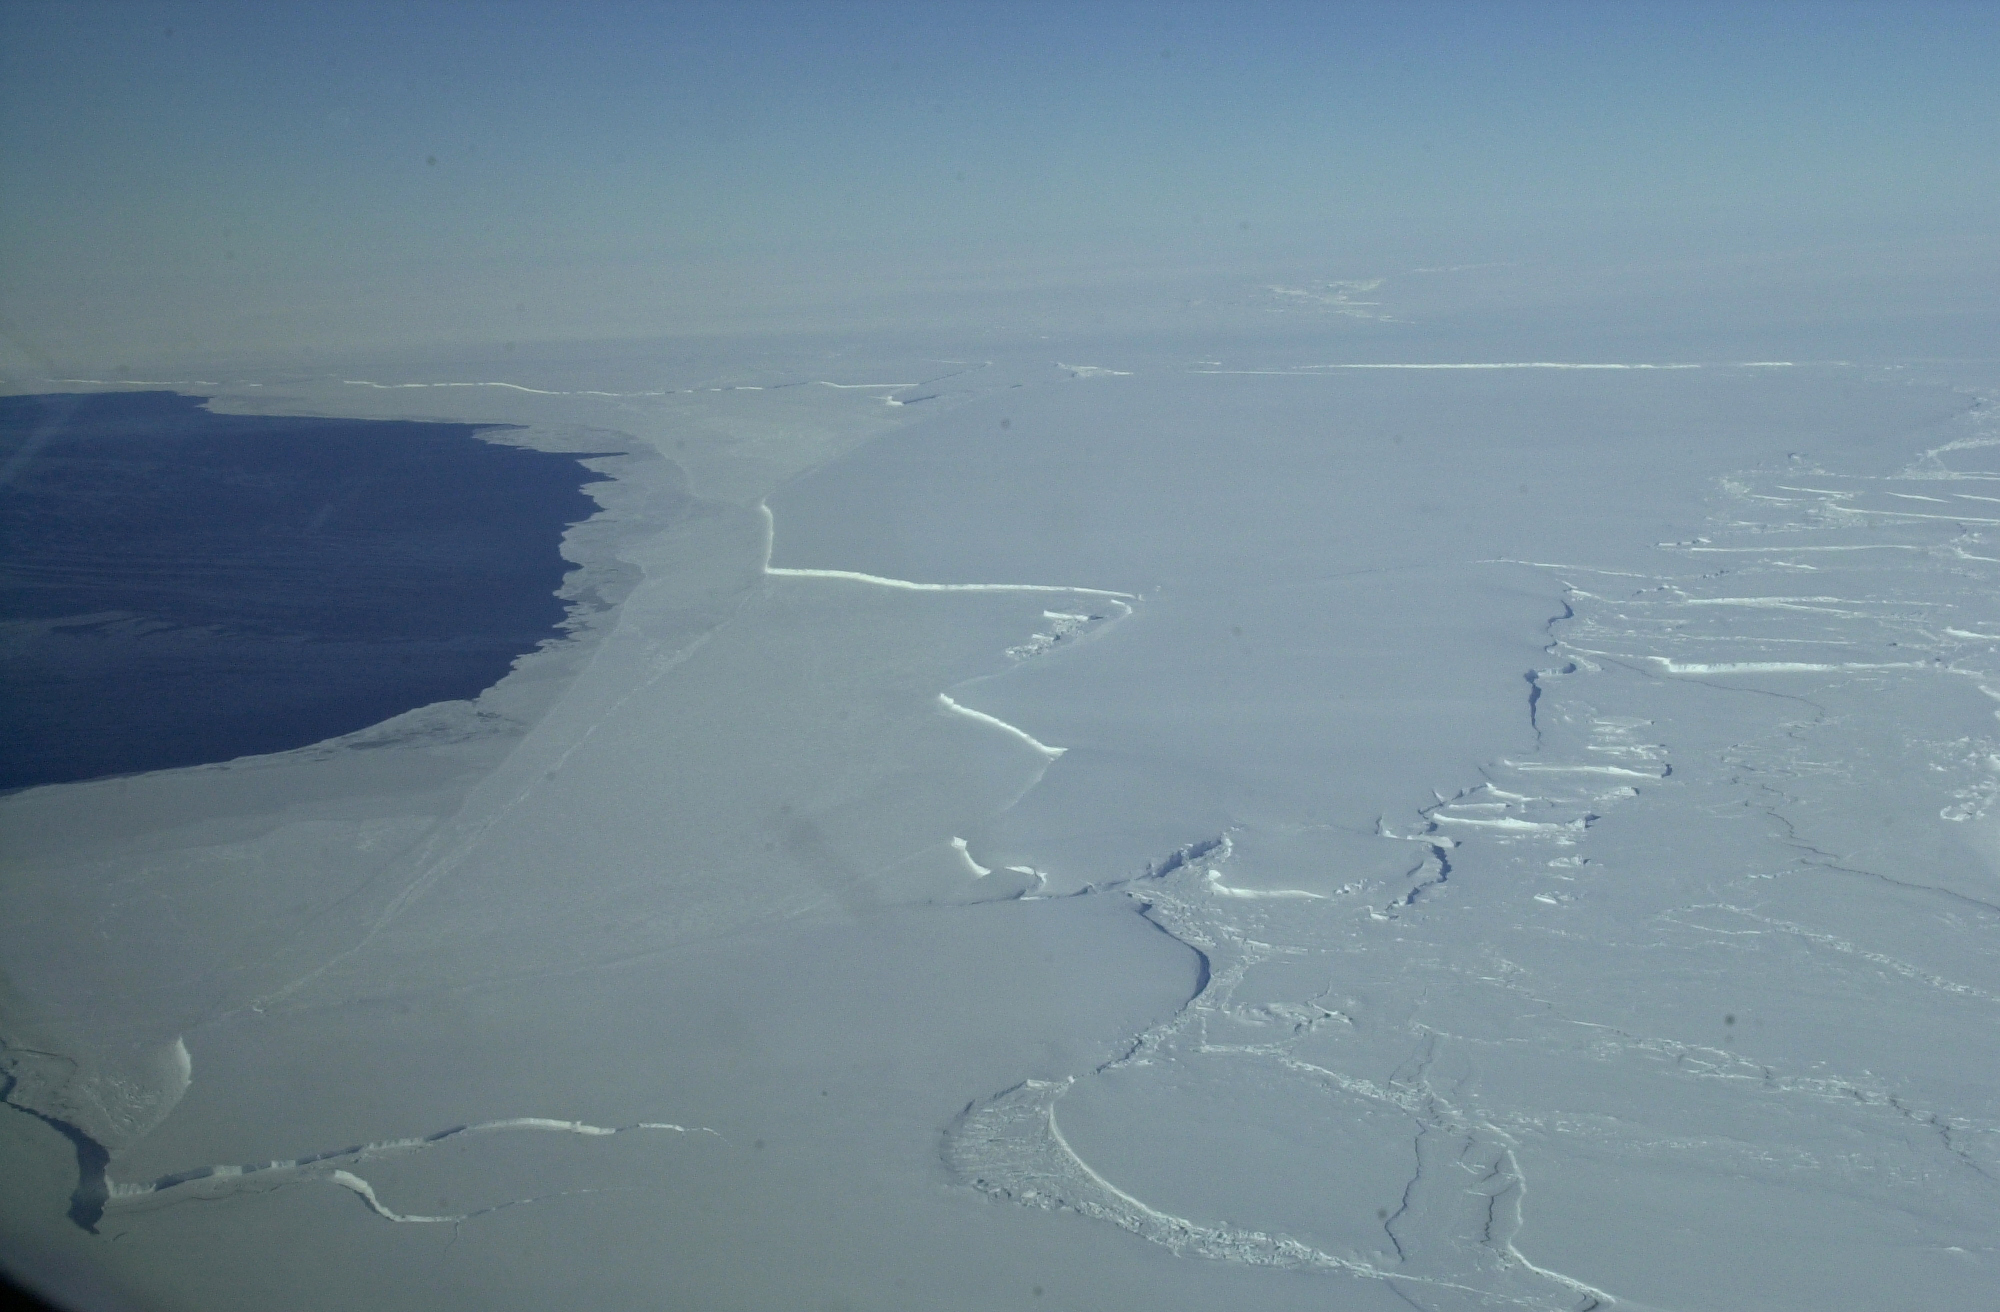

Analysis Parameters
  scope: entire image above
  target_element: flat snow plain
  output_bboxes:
[3,333,1998,1311]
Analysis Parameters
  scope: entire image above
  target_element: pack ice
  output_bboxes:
[3,345,1996,1312]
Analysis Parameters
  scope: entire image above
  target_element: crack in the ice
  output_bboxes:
[1383,1124,1425,1261]
[1459,992,2000,1189]
[100,1117,724,1228]
[1752,787,2000,916]
[0,1069,113,1233]
[1525,597,1580,746]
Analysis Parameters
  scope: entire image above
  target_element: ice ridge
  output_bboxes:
[944,838,1632,1310]
[102,1116,721,1226]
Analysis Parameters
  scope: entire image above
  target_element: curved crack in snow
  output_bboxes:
[946,842,1633,1310]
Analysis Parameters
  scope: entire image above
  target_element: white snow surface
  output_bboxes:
[3,336,1999,1311]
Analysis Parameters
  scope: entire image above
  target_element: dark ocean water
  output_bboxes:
[0,391,616,791]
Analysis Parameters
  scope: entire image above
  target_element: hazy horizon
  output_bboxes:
[5,1,1999,369]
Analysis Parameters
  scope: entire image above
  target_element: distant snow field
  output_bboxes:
[4,344,1997,1311]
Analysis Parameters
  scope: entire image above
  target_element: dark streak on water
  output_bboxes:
[0,391,618,791]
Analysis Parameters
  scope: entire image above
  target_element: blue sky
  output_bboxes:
[4,1,1996,363]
